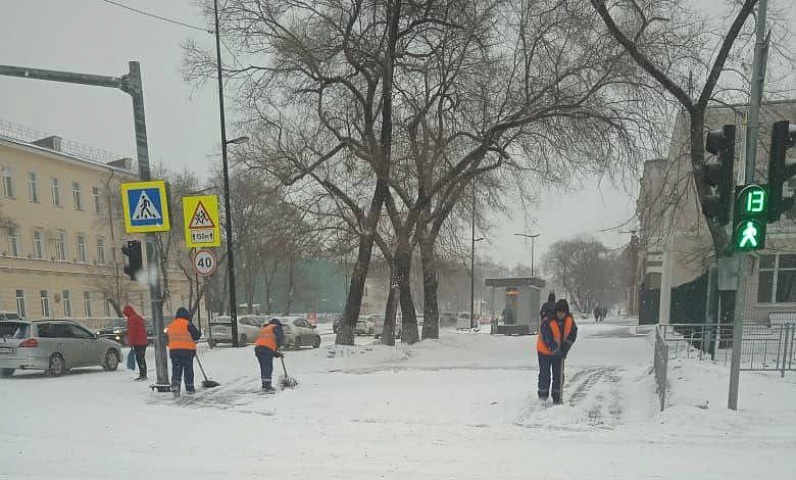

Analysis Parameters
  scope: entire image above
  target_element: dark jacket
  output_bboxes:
[538,314,578,356]
[540,301,557,321]
[123,305,148,347]
[269,319,286,349]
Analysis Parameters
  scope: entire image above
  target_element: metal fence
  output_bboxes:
[653,326,669,411]
[659,322,796,376]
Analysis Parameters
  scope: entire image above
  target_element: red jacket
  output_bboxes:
[123,305,148,346]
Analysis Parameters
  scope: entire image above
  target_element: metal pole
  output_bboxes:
[470,186,476,330]
[214,0,239,347]
[744,0,769,180]
[531,237,536,277]
[125,61,169,390]
[729,0,768,411]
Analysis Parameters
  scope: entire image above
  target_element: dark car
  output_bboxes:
[96,318,155,345]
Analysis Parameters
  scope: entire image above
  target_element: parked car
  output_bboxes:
[208,315,264,347]
[355,317,376,336]
[279,316,322,349]
[456,312,472,330]
[0,319,122,377]
[96,318,155,345]
[0,311,21,322]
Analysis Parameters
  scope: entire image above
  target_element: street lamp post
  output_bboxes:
[514,233,541,276]
[470,186,485,329]
[214,0,249,346]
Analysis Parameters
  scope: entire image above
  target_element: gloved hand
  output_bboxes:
[273,351,283,358]
[552,348,565,359]
[562,342,572,355]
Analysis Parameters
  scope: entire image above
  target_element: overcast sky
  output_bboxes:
[1,0,791,271]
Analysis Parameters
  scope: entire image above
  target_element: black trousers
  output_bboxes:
[133,345,147,377]
[538,352,563,401]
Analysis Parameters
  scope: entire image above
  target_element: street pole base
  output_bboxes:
[149,383,172,393]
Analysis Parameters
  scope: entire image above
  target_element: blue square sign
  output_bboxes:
[120,181,171,233]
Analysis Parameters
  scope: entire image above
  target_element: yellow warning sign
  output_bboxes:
[183,195,221,248]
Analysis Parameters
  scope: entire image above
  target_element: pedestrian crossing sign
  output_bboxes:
[183,195,221,248]
[121,180,171,233]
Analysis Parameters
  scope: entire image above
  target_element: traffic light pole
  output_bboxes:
[0,62,170,391]
[728,0,768,411]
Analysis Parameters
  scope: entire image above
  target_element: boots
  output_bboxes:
[262,382,276,394]
[551,392,562,405]
[134,374,147,381]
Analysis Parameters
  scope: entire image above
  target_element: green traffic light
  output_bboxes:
[733,184,768,251]
[745,188,766,213]
[734,219,766,251]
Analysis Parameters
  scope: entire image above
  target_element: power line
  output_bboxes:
[99,0,211,34]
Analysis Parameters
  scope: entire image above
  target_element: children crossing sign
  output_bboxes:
[183,195,221,248]
[121,181,171,233]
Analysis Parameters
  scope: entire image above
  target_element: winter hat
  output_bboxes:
[555,299,569,313]
[268,318,282,326]
[122,305,135,317]
[547,292,556,302]
[175,307,191,320]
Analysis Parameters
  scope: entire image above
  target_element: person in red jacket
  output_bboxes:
[123,305,148,381]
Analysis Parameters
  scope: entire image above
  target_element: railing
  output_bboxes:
[653,325,669,411]
[659,322,796,376]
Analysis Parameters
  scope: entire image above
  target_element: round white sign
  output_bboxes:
[193,249,218,277]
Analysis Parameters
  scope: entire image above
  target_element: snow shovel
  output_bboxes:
[195,354,220,388]
[557,357,566,405]
[278,355,298,389]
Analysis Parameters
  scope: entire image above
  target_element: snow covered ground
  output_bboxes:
[2,316,795,479]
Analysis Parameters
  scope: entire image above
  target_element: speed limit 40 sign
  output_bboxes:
[193,249,218,277]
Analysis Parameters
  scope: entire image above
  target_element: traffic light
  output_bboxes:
[733,185,767,251]
[702,125,736,226]
[122,240,143,281]
[767,120,796,222]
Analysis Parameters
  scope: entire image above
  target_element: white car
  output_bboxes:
[208,315,264,347]
[278,316,321,349]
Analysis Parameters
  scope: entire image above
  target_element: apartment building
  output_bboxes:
[0,122,190,328]
[636,100,796,324]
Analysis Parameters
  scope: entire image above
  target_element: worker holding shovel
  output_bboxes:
[255,318,285,393]
[536,299,578,405]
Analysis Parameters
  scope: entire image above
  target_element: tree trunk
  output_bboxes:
[419,233,440,340]
[285,253,296,315]
[382,283,400,346]
[395,242,419,344]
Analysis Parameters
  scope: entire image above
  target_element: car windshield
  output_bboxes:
[0,322,29,339]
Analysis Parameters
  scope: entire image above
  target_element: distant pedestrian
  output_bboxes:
[540,292,556,321]
[166,307,201,397]
[123,305,148,381]
[255,318,285,393]
[537,299,578,405]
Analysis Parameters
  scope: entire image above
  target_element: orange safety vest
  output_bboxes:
[255,324,277,351]
[536,315,574,355]
[167,318,196,350]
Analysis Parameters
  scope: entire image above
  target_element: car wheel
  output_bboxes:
[0,368,14,378]
[313,336,321,348]
[103,349,120,371]
[48,353,66,377]
[240,334,248,346]
[208,340,216,348]
[295,337,302,349]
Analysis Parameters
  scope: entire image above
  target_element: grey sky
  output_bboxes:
[1,0,791,270]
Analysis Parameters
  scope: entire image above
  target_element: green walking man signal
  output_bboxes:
[733,184,767,251]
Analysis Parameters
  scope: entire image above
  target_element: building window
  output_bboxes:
[62,290,72,317]
[7,226,20,257]
[28,172,38,203]
[92,186,101,214]
[51,177,60,206]
[97,236,106,264]
[40,290,50,318]
[15,290,26,318]
[1,166,13,198]
[33,229,43,259]
[83,291,93,317]
[72,182,82,211]
[76,235,87,263]
[103,298,111,317]
[55,230,67,261]
[758,254,796,304]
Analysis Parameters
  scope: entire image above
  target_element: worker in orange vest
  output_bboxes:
[537,299,578,405]
[255,318,285,393]
[166,307,201,397]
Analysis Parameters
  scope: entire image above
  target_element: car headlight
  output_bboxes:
[113,328,123,334]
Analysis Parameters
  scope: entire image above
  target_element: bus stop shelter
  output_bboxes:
[486,277,546,335]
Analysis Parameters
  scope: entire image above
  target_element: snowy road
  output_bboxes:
[2,317,795,479]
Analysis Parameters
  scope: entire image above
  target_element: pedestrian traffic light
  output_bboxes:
[702,125,736,226]
[122,240,143,280]
[767,120,796,222]
[733,185,767,251]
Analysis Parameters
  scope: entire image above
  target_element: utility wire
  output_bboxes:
[99,0,212,34]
